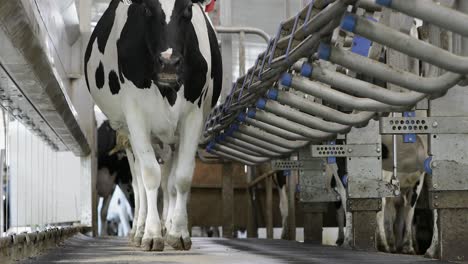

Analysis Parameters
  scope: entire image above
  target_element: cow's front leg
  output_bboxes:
[100,195,112,236]
[161,155,173,237]
[166,110,203,250]
[125,149,140,243]
[131,155,147,246]
[126,111,164,251]
[425,209,439,258]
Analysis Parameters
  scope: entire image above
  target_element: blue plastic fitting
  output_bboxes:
[281,73,293,87]
[375,0,392,7]
[424,156,433,175]
[267,89,279,101]
[247,108,257,118]
[215,134,226,142]
[341,13,357,32]
[206,141,216,152]
[318,42,331,61]
[300,63,313,78]
[256,98,267,110]
[237,112,247,122]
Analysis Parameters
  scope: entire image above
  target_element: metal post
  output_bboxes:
[426,2,468,260]
[239,31,246,77]
[220,0,233,103]
[265,175,273,239]
[222,163,234,238]
[246,166,257,238]
[287,156,297,241]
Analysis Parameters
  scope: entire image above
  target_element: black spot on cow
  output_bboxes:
[158,86,177,106]
[84,0,119,91]
[117,4,155,89]
[109,70,121,95]
[184,24,208,105]
[96,62,105,89]
[411,180,420,207]
[201,6,223,107]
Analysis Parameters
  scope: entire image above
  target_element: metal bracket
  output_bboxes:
[311,144,381,157]
[380,116,468,134]
[271,159,322,170]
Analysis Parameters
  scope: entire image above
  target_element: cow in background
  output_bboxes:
[377,135,427,254]
[97,120,134,236]
[86,0,222,251]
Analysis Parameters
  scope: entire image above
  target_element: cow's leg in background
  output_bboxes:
[126,106,164,251]
[130,151,147,247]
[425,209,439,258]
[401,172,426,254]
[160,155,173,237]
[376,198,390,252]
[100,195,112,236]
[166,109,203,250]
[125,149,140,242]
[273,172,288,240]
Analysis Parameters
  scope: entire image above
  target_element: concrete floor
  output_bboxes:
[20,234,450,264]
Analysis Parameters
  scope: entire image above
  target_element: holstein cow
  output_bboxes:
[85,0,222,251]
[97,120,134,236]
[377,135,427,254]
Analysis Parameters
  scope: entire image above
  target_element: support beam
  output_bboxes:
[302,203,328,244]
[348,198,381,251]
[222,163,234,238]
[265,176,273,239]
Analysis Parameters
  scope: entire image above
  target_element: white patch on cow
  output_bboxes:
[161,48,173,59]
[160,0,175,24]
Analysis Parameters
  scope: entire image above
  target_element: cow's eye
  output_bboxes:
[183,4,192,19]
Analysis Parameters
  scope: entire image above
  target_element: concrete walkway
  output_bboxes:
[20,234,449,264]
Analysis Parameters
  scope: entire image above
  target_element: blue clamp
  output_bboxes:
[341,13,357,32]
[226,124,239,136]
[206,141,216,152]
[375,0,392,7]
[267,89,279,101]
[327,141,337,164]
[424,156,433,175]
[318,42,331,61]
[215,134,226,143]
[237,112,247,122]
[256,98,267,110]
[247,108,257,118]
[301,63,313,78]
[281,73,293,87]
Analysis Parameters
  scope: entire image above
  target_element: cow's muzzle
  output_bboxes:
[156,56,182,89]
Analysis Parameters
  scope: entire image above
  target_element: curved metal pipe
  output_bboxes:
[283,74,410,112]
[309,63,427,106]
[209,149,257,166]
[252,109,336,139]
[232,131,292,154]
[267,89,375,126]
[378,0,468,38]
[323,45,463,94]
[215,26,270,43]
[224,136,282,157]
[214,145,271,164]
[259,99,351,133]
[223,142,265,157]
[345,14,468,74]
[237,125,308,149]
[242,115,308,141]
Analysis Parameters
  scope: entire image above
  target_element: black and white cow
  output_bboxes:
[85,0,222,251]
[376,135,427,254]
[97,120,134,236]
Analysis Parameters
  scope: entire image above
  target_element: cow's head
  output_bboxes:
[121,0,196,90]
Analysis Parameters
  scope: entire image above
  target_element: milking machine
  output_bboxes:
[201,0,468,261]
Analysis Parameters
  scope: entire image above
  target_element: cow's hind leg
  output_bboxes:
[278,184,288,240]
[402,173,425,254]
[166,110,203,250]
[126,149,140,243]
[126,109,164,251]
[161,155,173,237]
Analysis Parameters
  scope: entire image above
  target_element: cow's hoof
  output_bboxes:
[336,237,344,246]
[142,237,165,251]
[401,246,416,255]
[166,234,192,250]
[133,235,143,247]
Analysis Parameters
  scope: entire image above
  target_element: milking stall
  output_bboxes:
[1,0,468,263]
